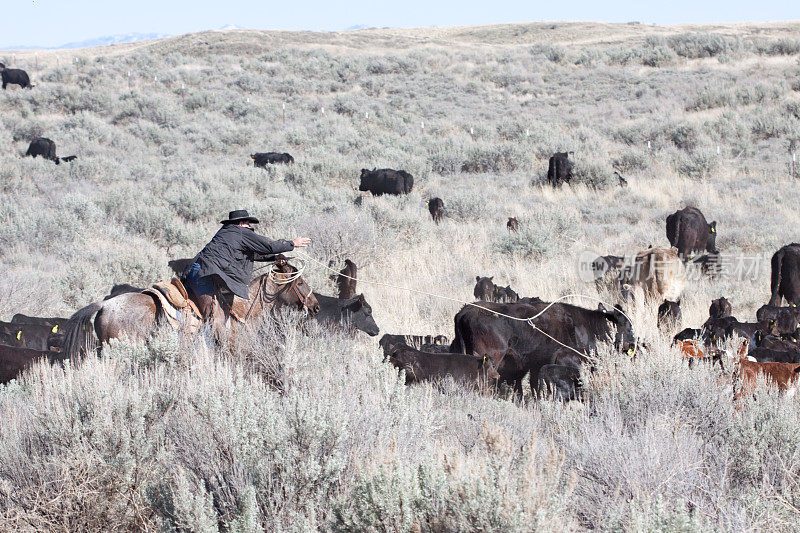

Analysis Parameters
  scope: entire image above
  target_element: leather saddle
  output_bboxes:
[143,278,203,332]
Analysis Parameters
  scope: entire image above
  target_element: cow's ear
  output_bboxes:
[489,276,494,281]
[710,222,716,233]
[476,276,480,282]
[676,299,681,305]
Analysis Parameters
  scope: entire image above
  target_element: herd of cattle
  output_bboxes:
[378,205,800,402]
[2,62,799,403]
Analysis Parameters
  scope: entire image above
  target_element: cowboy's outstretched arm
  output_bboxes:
[244,232,310,261]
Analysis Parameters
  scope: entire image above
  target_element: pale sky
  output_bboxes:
[3,0,799,49]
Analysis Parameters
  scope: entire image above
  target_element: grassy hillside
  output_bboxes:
[1,22,800,530]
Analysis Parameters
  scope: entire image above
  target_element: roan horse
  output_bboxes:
[62,260,320,359]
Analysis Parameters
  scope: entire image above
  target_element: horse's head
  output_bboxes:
[267,257,320,315]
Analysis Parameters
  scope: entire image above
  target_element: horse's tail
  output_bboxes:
[62,302,102,361]
[450,309,472,354]
[769,247,786,306]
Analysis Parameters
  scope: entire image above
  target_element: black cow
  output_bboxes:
[496,285,519,303]
[359,168,414,196]
[0,321,64,351]
[11,314,68,330]
[251,152,294,167]
[427,197,443,224]
[384,342,499,389]
[657,300,682,330]
[673,327,706,343]
[0,345,66,384]
[312,293,379,336]
[451,301,634,395]
[474,276,498,302]
[665,207,717,260]
[418,342,452,354]
[507,217,519,232]
[702,316,767,344]
[756,304,800,336]
[379,334,448,356]
[753,330,799,352]
[0,64,33,90]
[769,244,800,306]
[590,254,626,284]
[535,364,582,401]
[25,138,77,165]
[546,152,573,187]
[747,347,800,364]
[709,297,732,319]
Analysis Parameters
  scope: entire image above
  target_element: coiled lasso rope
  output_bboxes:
[293,250,640,359]
[265,258,307,285]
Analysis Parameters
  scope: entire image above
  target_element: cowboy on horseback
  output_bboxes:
[182,209,311,333]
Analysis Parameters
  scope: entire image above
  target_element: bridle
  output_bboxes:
[240,264,314,322]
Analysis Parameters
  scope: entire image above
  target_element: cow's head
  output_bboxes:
[599,304,636,351]
[709,297,731,319]
[707,221,718,252]
[498,285,519,303]
[343,294,380,337]
[774,309,798,336]
[474,276,498,301]
[479,355,501,381]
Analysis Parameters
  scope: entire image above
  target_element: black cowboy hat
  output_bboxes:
[220,209,260,225]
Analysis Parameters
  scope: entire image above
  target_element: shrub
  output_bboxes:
[753,37,800,56]
[460,143,531,174]
[640,45,678,67]
[666,33,745,59]
[494,209,580,259]
[674,148,719,179]
[571,159,616,189]
[296,211,381,269]
[444,192,492,222]
[612,147,650,173]
[530,44,570,63]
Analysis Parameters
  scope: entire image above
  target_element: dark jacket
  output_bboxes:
[195,224,294,299]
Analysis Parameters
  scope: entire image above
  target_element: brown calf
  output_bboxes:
[735,358,800,400]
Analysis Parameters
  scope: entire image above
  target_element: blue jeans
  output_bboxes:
[183,262,215,297]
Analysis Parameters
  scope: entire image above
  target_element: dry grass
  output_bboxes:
[0,21,800,531]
